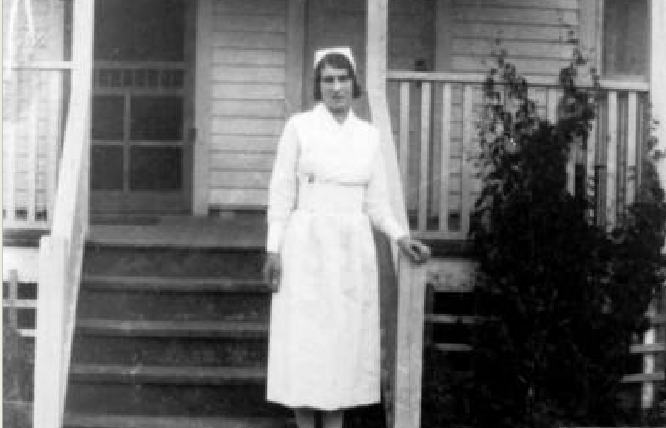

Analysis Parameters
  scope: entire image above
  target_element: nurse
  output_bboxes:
[263,47,430,428]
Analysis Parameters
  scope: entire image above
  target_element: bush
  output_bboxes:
[464,54,666,427]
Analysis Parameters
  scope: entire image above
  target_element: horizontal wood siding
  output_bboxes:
[447,0,581,76]
[208,0,288,207]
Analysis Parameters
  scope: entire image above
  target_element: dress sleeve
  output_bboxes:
[365,146,408,241]
[266,118,299,253]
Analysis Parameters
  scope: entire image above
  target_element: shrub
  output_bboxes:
[465,53,666,427]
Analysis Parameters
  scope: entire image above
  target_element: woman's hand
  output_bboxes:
[397,237,431,264]
[263,252,282,292]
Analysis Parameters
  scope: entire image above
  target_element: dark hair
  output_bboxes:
[313,53,362,100]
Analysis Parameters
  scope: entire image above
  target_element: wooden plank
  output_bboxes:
[211,117,284,136]
[210,135,278,153]
[209,188,268,206]
[450,22,575,42]
[606,91,618,230]
[399,82,411,197]
[452,7,578,26]
[211,31,286,50]
[210,170,271,189]
[211,49,285,66]
[439,84,452,232]
[214,0,287,15]
[451,39,574,60]
[211,66,285,83]
[212,83,285,100]
[625,92,638,205]
[210,152,274,171]
[426,314,479,325]
[8,270,19,329]
[213,14,287,32]
[586,104,598,221]
[460,84,475,235]
[642,326,657,408]
[28,73,40,222]
[418,82,431,232]
[211,100,286,118]
[394,255,427,428]
[435,0,453,71]
[451,56,571,76]
[452,0,578,8]
[194,0,213,215]
[285,0,305,116]
[47,71,62,222]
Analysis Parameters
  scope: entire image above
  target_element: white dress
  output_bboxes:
[265,103,406,410]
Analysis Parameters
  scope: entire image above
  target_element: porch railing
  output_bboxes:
[3,64,70,230]
[32,1,94,427]
[387,71,650,240]
[386,71,663,427]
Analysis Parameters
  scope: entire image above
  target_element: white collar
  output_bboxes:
[314,103,356,129]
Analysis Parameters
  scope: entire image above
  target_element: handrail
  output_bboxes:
[387,70,650,92]
[33,1,94,428]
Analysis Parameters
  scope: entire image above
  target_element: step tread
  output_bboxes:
[70,364,266,384]
[82,275,269,292]
[64,414,294,428]
[77,319,268,337]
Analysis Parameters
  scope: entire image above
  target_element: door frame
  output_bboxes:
[90,0,196,215]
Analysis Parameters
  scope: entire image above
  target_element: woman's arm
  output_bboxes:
[365,146,430,264]
[264,118,300,290]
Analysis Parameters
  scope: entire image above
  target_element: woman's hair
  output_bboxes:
[313,53,362,100]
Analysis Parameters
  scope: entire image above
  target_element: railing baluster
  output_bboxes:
[28,72,40,222]
[418,82,431,232]
[606,91,618,230]
[586,104,598,221]
[47,71,62,222]
[439,83,452,234]
[399,81,411,199]
[625,91,638,206]
[460,84,475,236]
[7,76,19,222]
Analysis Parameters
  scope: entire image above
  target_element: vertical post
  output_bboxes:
[649,0,666,410]
[367,0,409,232]
[606,91,618,230]
[394,255,427,428]
[193,0,212,215]
[418,82,431,232]
[399,81,411,198]
[439,83,452,234]
[460,84,474,236]
[33,236,68,428]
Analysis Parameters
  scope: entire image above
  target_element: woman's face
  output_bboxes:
[320,64,353,116]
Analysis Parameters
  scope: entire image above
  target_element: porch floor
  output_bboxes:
[89,215,266,248]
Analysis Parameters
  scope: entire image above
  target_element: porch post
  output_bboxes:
[650,0,666,194]
[366,0,408,231]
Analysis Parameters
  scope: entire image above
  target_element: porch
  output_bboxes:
[3,0,666,427]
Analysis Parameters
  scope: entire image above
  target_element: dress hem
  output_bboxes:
[266,397,381,412]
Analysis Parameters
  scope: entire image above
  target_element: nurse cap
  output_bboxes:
[314,47,356,72]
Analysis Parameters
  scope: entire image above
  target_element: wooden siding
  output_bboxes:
[3,0,66,224]
[207,0,289,207]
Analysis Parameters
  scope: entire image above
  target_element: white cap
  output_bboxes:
[314,47,356,72]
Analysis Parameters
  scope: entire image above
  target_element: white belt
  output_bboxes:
[296,178,365,213]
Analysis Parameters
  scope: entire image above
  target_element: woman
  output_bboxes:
[263,47,430,428]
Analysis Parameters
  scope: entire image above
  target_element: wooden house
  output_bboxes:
[3,1,665,427]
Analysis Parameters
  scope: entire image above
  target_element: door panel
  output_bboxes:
[91,0,193,214]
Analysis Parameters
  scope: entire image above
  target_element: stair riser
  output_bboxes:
[71,336,267,367]
[65,383,288,417]
[84,248,265,278]
[77,290,270,322]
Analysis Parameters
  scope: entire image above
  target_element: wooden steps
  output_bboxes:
[70,365,266,385]
[76,319,269,338]
[65,414,296,428]
[65,225,288,425]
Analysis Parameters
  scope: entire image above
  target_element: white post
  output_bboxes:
[651,1,666,192]
[33,236,68,428]
[647,0,666,411]
[367,0,409,232]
